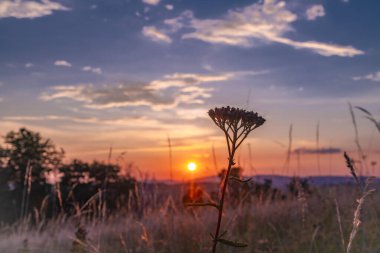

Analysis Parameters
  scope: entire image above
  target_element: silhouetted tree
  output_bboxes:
[0,128,64,222]
[0,128,141,222]
[0,127,64,185]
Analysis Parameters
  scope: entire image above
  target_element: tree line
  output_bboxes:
[0,128,139,223]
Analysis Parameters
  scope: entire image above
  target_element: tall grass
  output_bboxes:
[1,184,380,253]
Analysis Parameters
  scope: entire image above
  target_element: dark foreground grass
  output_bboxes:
[0,184,379,253]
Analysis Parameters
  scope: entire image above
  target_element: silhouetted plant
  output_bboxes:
[355,106,380,133]
[343,151,375,253]
[218,167,247,205]
[185,106,265,252]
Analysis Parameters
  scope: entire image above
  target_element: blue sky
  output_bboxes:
[0,0,379,178]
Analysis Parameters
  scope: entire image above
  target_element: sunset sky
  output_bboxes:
[0,0,379,179]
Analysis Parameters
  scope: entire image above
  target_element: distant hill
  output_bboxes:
[188,175,378,189]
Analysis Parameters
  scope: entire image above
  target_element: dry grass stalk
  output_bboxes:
[283,124,293,175]
[334,198,345,251]
[348,103,367,174]
[308,225,320,253]
[20,161,32,220]
[316,121,321,175]
[355,106,380,133]
[344,151,376,253]
[346,185,375,253]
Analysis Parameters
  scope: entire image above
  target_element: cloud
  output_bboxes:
[306,5,325,21]
[2,114,164,128]
[353,71,380,82]
[0,0,69,19]
[147,73,233,90]
[164,0,363,57]
[142,0,160,6]
[269,37,363,57]
[147,70,266,90]
[0,97,3,102]
[165,4,173,11]
[25,62,34,68]
[54,60,72,67]
[174,108,209,120]
[293,147,342,155]
[142,26,172,43]
[1,115,215,145]
[164,10,193,32]
[40,70,266,111]
[40,81,213,111]
[82,66,102,74]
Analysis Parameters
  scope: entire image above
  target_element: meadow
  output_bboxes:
[0,182,379,253]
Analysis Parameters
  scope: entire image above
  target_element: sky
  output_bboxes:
[0,0,379,180]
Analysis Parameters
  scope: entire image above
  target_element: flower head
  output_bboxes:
[208,106,265,134]
[208,106,265,153]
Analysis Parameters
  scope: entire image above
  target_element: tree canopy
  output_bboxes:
[0,127,65,184]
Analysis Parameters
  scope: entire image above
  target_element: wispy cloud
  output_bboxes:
[353,71,380,82]
[2,115,160,127]
[293,147,341,154]
[40,82,212,111]
[82,66,102,74]
[306,5,325,21]
[54,60,72,67]
[147,73,233,90]
[148,70,266,90]
[40,70,266,111]
[3,115,144,130]
[1,115,215,149]
[163,0,363,57]
[0,0,69,19]
[142,0,160,6]
[25,62,34,68]
[269,37,363,57]
[142,26,172,43]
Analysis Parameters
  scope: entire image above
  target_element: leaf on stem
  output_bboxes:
[216,238,248,248]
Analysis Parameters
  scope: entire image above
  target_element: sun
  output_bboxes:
[187,162,197,172]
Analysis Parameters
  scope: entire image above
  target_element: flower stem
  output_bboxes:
[212,140,236,253]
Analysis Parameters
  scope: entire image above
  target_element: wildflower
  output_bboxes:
[207,106,265,252]
[208,106,265,156]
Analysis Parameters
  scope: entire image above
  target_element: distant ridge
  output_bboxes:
[159,175,379,189]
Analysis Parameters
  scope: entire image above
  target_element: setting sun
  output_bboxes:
[187,162,197,172]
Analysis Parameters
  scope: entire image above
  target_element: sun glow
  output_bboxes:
[187,162,197,172]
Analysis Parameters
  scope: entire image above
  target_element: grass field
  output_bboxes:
[1,181,379,253]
